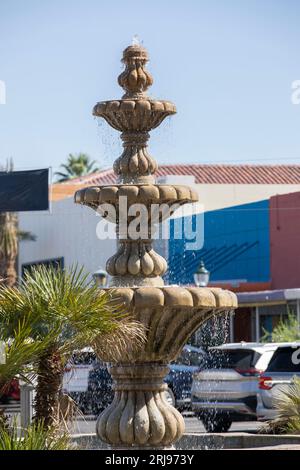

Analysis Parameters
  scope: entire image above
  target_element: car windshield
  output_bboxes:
[208,348,261,370]
[266,347,300,373]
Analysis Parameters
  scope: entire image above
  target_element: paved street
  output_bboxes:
[2,405,263,435]
[70,415,263,435]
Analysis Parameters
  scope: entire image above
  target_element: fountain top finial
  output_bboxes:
[118,43,153,99]
[121,44,149,63]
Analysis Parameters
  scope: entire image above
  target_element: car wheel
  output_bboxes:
[201,413,232,433]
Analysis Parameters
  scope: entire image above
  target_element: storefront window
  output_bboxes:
[254,303,297,341]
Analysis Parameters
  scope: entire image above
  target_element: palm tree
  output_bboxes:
[0,321,72,448]
[0,212,35,287]
[55,153,100,182]
[0,212,18,287]
[0,265,144,428]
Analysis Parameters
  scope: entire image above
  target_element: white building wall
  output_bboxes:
[19,197,116,279]
[196,183,300,212]
[158,175,300,211]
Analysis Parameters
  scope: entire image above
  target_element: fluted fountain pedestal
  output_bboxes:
[75,43,237,449]
[97,363,184,448]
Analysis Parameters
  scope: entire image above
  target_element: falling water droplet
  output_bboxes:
[132,34,140,46]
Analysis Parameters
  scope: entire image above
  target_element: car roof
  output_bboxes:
[72,347,95,353]
[265,342,300,349]
[183,344,206,354]
[209,342,278,353]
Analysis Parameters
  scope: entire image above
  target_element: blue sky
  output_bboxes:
[1,0,300,174]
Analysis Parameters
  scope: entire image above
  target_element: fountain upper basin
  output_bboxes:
[93,99,176,132]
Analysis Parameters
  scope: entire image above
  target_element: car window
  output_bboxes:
[266,347,300,373]
[208,349,261,370]
[255,350,275,371]
[173,349,205,366]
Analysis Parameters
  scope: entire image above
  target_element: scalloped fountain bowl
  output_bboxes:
[96,286,237,448]
[93,100,176,132]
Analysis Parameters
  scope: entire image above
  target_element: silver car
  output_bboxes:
[257,343,300,421]
[191,342,277,432]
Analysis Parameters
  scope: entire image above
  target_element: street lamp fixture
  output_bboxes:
[93,268,108,288]
[194,260,210,287]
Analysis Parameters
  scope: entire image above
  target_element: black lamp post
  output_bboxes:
[194,260,210,287]
[93,269,108,288]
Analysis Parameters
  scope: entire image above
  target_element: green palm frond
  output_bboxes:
[54,153,100,182]
[0,320,54,389]
[0,264,145,427]
[17,230,36,242]
[0,264,144,359]
[262,377,300,434]
[0,419,72,450]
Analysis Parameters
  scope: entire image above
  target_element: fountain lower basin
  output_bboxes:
[96,286,237,448]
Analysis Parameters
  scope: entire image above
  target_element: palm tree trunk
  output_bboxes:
[0,257,17,287]
[0,382,8,429]
[0,212,18,287]
[34,347,64,428]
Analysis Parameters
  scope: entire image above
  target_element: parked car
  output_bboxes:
[257,342,300,421]
[0,378,20,405]
[165,345,208,411]
[191,342,278,432]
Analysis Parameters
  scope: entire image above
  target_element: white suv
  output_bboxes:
[257,343,300,421]
[191,342,277,432]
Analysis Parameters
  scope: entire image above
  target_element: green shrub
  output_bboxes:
[262,376,300,434]
[0,420,72,450]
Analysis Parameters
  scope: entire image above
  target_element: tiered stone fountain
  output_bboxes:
[74,43,237,449]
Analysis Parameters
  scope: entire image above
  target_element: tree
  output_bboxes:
[262,312,300,343]
[0,265,144,428]
[55,153,100,182]
[0,212,35,287]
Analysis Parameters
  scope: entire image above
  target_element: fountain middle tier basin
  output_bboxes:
[101,286,237,363]
[74,183,198,222]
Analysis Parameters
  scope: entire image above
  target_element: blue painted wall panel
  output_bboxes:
[167,199,270,285]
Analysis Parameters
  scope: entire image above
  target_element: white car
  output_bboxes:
[257,342,300,421]
[191,342,278,432]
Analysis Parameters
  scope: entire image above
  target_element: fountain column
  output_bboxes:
[75,43,237,449]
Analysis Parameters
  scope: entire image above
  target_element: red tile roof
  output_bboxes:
[62,164,300,186]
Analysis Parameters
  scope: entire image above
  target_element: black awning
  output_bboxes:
[0,169,49,212]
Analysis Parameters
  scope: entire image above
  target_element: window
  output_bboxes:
[173,349,207,367]
[267,347,300,373]
[209,349,261,370]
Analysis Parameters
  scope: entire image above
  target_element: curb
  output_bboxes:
[72,432,300,450]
